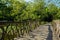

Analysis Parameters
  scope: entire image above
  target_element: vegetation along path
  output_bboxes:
[14,23,58,40]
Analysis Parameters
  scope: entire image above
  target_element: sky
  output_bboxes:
[25,0,33,2]
[45,0,60,7]
[25,0,60,7]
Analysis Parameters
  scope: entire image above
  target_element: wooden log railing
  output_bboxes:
[0,20,40,40]
[0,21,22,40]
[52,20,60,40]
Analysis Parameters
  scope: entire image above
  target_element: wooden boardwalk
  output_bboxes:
[14,23,58,40]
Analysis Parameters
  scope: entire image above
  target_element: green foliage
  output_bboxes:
[0,0,60,21]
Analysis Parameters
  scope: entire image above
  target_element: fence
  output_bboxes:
[52,20,60,40]
[0,20,40,40]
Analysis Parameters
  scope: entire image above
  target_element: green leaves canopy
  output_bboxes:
[0,0,60,22]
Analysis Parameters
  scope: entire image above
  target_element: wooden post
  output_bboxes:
[52,20,60,40]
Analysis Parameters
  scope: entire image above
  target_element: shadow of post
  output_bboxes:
[46,25,53,40]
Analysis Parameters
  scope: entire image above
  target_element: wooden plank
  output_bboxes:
[52,20,60,40]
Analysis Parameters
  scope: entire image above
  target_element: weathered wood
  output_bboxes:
[52,20,60,40]
[0,21,21,40]
[0,21,21,27]
[0,20,40,40]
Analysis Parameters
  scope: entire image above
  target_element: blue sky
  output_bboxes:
[45,0,60,7]
[25,0,60,7]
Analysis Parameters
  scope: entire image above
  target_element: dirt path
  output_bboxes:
[14,23,58,40]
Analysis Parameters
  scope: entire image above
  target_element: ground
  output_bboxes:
[14,23,58,40]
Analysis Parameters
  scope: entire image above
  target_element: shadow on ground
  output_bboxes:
[46,25,53,40]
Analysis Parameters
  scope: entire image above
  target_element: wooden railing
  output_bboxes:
[52,20,60,40]
[0,20,40,40]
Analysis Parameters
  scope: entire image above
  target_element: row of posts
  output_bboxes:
[0,20,40,40]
